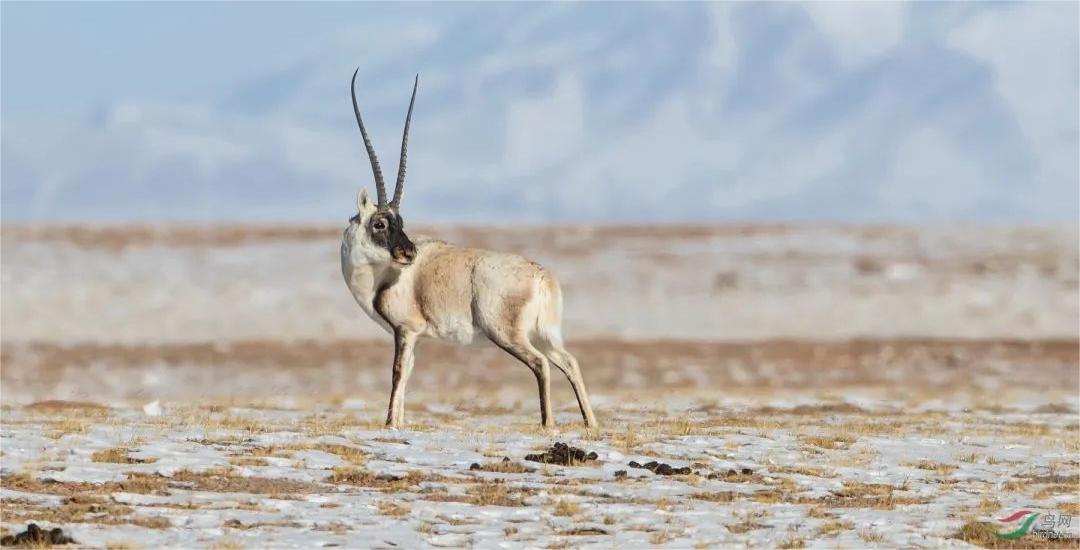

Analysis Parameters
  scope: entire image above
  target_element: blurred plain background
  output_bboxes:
[3,1,1077,224]
[1,2,1077,407]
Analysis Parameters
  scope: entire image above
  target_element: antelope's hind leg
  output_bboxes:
[543,345,598,428]
[492,337,554,428]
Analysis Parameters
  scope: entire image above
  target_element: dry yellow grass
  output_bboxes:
[376,501,410,517]
[944,520,1075,549]
[467,482,529,507]
[0,493,171,530]
[816,519,852,537]
[836,420,905,436]
[327,467,418,490]
[772,465,836,478]
[1,470,168,497]
[229,457,269,467]
[859,530,885,543]
[47,418,90,439]
[906,460,957,475]
[299,414,382,436]
[691,491,738,503]
[1033,485,1077,499]
[609,427,643,451]
[1060,501,1080,515]
[649,531,675,545]
[727,510,769,534]
[831,447,878,468]
[170,467,320,497]
[976,496,1001,514]
[825,481,918,509]
[470,460,533,474]
[553,499,581,517]
[315,444,367,465]
[778,535,807,549]
[92,447,156,464]
[210,540,244,550]
[170,411,274,433]
[800,434,857,450]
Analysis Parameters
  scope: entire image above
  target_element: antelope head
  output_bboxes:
[345,69,419,267]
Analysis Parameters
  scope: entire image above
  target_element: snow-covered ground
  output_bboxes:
[2,397,1078,549]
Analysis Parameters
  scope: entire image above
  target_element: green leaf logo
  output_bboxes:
[996,511,1040,540]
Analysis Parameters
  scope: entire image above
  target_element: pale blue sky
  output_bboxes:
[2,2,1077,222]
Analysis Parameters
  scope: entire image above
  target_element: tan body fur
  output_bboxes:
[342,191,597,428]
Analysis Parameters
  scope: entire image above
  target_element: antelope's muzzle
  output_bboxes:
[390,237,417,266]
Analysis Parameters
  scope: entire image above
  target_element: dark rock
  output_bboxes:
[561,527,609,536]
[627,460,691,476]
[1,523,75,546]
[523,442,599,466]
[614,470,628,479]
[469,463,481,470]
[707,467,754,479]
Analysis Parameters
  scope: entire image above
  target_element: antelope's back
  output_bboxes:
[412,238,552,346]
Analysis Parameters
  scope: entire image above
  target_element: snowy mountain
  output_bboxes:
[2,2,1076,222]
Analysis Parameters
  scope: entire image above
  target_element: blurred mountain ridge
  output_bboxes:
[2,2,1076,222]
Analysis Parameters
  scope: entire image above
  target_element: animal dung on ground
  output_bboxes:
[627,460,693,476]
[469,456,534,473]
[524,442,599,465]
[1,523,75,546]
[704,464,756,477]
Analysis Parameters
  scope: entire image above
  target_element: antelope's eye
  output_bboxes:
[372,220,387,231]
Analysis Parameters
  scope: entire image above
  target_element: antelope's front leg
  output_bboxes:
[386,329,418,428]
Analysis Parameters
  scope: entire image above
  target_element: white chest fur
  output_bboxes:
[341,239,392,334]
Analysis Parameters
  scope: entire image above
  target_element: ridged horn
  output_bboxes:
[390,74,418,210]
[351,66,387,206]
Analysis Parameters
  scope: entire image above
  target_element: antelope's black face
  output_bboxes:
[369,209,416,266]
[345,70,420,268]
[345,188,416,268]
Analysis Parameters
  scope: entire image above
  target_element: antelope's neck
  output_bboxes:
[341,245,394,326]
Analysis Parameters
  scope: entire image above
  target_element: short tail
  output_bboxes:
[533,272,564,348]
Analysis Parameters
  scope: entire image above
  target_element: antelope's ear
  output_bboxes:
[356,188,373,211]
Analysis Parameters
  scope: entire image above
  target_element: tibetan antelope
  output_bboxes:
[340,69,598,429]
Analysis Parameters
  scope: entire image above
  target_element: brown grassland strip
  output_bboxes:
[2,468,324,499]
[1,495,171,529]
[4,338,1076,398]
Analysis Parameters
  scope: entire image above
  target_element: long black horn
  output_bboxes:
[351,67,387,206]
[390,74,418,210]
